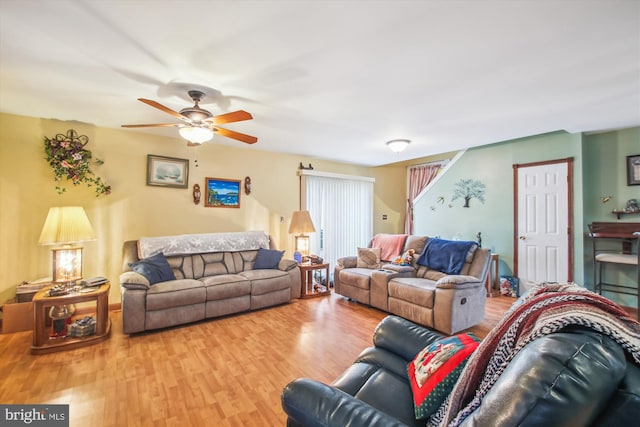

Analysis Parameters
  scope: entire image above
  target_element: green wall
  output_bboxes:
[414,127,639,308]
[582,127,640,307]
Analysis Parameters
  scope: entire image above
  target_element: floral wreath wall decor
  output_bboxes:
[44,129,111,196]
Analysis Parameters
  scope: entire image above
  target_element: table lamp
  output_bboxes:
[288,210,316,261]
[38,206,96,285]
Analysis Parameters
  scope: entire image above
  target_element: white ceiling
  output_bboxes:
[1,0,638,166]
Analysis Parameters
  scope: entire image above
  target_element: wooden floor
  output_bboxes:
[0,294,514,427]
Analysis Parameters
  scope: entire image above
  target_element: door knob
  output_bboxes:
[519,236,526,240]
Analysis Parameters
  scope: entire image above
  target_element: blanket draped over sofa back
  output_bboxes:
[138,231,270,258]
[371,233,408,261]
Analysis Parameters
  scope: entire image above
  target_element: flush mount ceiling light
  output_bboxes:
[386,139,411,153]
[178,126,214,144]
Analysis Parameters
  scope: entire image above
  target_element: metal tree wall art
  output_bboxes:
[451,178,486,208]
[44,129,111,196]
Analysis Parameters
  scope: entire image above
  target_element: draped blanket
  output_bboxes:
[416,238,476,275]
[138,231,270,258]
[372,234,408,261]
[428,283,640,427]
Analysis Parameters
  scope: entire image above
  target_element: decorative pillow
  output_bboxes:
[407,333,480,419]
[128,252,176,285]
[253,248,284,269]
[356,247,381,269]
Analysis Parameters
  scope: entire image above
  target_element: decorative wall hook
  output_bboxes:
[244,176,251,195]
[193,184,201,205]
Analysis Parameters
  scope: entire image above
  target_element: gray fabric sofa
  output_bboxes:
[119,232,300,333]
[334,235,491,335]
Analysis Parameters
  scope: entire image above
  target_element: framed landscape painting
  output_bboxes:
[146,155,189,188]
[205,177,241,208]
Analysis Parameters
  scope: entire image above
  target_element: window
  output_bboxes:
[302,171,374,275]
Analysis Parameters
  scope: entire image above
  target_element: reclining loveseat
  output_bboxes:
[334,234,491,334]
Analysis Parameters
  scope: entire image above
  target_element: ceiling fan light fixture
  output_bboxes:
[386,139,411,153]
[179,126,214,143]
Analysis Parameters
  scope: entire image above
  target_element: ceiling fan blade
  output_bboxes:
[121,123,181,128]
[215,127,258,144]
[138,98,191,122]
[207,110,253,124]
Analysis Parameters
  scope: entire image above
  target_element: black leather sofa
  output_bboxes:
[282,285,640,427]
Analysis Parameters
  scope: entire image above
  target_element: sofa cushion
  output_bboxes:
[201,274,251,300]
[240,269,291,295]
[340,268,377,290]
[416,238,477,275]
[128,252,176,285]
[332,353,421,427]
[408,333,480,419]
[357,247,381,269]
[145,279,205,311]
[389,278,437,308]
[253,248,285,269]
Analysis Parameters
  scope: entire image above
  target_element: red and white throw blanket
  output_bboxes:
[429,283,640,427]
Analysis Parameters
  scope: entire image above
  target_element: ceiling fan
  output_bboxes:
[122,90,257,146]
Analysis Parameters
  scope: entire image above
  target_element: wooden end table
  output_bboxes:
[31,282,111,355]
[298,263,330,298]
[485,253,499,297]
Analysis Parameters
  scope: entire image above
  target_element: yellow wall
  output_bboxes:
[0,113,414,305]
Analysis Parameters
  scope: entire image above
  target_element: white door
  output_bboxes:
[515,160,572,284]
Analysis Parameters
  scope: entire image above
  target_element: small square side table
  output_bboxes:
[298,263,330,298]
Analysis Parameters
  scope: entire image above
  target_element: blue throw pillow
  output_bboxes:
[128,252,176,285]
[253,248,284,270]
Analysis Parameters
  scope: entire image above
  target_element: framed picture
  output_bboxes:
[205,177,241,208]
[146,155,189,188]
[627,154,640,186]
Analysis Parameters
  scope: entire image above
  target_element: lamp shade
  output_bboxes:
[38,207,96,245]
[288,210,316,234]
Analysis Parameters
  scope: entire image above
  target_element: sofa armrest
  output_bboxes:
[372,315,444,361]
[279,258,298,271]
[436,274,483,289]
[119,271,150,290]
[336,256,357,268]
[282,378,407,427]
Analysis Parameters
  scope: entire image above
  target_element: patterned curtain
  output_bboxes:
[404,164,441,234]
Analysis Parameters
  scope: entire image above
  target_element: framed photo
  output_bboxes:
[627,155,640,186]
[146,155,189,188]
[205,177,241,208]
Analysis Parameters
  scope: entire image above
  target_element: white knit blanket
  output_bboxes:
[138,231,269,258]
